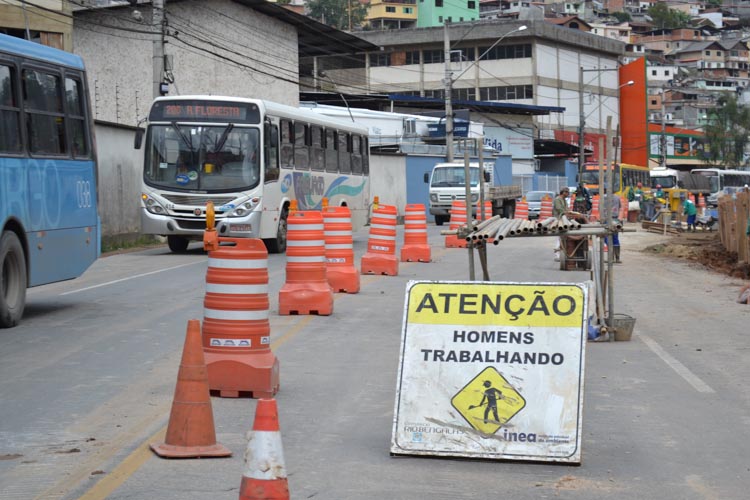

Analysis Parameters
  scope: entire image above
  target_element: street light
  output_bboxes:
[443,24,527,162]
[577,67,633,180]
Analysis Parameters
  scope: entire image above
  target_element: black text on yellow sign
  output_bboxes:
[408,283,585,327]
[451,366,526,435]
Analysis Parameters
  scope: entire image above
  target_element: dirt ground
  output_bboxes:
[642,229,750,280]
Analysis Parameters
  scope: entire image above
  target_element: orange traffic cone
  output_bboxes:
[151,319,232,458]
[239,399,289,500]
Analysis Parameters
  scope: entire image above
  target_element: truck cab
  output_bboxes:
[424,162,490,225]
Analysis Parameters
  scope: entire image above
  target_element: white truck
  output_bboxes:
[424,162,521,225]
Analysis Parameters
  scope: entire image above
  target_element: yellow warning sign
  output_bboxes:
[451,366,526,436]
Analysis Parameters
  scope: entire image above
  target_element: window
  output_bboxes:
[23,68,66,155]
[468,0,475,7]
[664,70,669,76]
[436,0,443,6]
[404,7,413,13]
[325,129,338,172]
[293,122,309,170]
[651,99,657,106]
[371,53,391,67]
[717,51,722,56]
[280,119,294,167]
[386,6,396,12]
[0,63,21,153]
[338,132,351,173]
[478,43,531,61]
[479,85,533,101]
[705,51,710,56]
[438,16,443,22]
[452,87,476,100]
[423,50,444,64]
[351,134,362,174]
[405,51,420,65]
[651,70,657,76]
[264,122,279,182]
[65,77,89,157]
[310,125,324,171]
[362,136,369,175]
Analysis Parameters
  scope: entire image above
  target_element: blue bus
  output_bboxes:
[0,34,98,328]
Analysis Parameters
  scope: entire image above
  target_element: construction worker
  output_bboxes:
[602,187,622,263]
[553,187,571,262]
[683,197,697,232]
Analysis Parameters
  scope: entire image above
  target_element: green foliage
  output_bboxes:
[704,94,750,168]
[647,3,692,29]
[612,11,632,23]
[307,0,368,30]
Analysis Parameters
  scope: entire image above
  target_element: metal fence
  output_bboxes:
[513,174,568,196]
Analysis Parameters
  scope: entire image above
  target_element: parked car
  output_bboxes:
[525,191,555,219]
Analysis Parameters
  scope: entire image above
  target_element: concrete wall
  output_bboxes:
[73,0,298,127]
[94,122,143,244]
[370,153,408,216]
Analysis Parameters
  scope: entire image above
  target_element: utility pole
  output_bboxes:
[660,88,667,168]
[578,66,585,180]
[153,0,165,99]
[443,22,454,162]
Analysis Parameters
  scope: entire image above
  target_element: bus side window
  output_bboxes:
[362,136,369,175]
[310,125,324,171]
[0,63,22,154]
[264,121,279,182]
[338,131,351,174]
[294,122,309,170]
[351,134,362,174]
[65,75,89,157]
[280,119,294,168]
[325,128,338,172]
[23,68,67,155]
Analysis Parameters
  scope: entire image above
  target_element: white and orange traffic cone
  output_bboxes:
[239,399,289,500]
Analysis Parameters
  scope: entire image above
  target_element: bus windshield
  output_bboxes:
[581,169,621,192]
[431,166,480,187]
[144,123,260,191]
[650,175,677,188]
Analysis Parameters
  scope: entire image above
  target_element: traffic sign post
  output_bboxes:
[391,281,588,463]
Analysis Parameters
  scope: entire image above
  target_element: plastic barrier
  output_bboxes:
[279,211,333,315]
[151,319,232,458]
[400,203,431,263]
[323,205,360,293]
[514,197,528,220]
[591,195,600,221]
[540,195,553,219]
[445,200,467,248]
[238,399,289,500]
[361,204,399,275]
[476,200,493,222]
[620,195,628,220]
[697,193,706,216]
[202,238,279,398]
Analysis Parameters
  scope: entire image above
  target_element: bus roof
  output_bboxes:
[691,168,750,175]
[151,95,369,135]
[0,33,84,70]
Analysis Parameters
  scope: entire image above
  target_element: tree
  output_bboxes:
[647,3,692,29]
[704,94,750,168]
[307,0,368,31]
[612,11,632,23]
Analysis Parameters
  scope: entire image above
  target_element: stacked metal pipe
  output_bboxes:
[460,216,611,244]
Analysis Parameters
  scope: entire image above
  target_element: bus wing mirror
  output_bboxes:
[134,127,144,149]
[484,171,490,182]
[424,172,429,183]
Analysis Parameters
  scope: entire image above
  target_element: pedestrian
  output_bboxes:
[553,187,570,262]
[683,197,697,232]
[602,187,622,263]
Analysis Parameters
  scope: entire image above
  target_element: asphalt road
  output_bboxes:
[0,223,748,499]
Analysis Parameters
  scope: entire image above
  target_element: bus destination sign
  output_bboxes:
[150,100,260,123]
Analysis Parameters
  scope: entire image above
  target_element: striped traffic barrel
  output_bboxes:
[400,203,431,263]
[278,210,333,315]
[540,195,553,219]
[202,237,279,399]
[515,197,529,220]
[445,200,467,248]
[476,200,493,221]
[323,205,360,293]
[361,203,399,275]
[591,195,600,221]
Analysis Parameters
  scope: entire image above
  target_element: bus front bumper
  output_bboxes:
[141,209,262,240]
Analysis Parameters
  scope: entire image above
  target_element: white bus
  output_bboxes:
[136,96,370,253]
[690,168,750,206]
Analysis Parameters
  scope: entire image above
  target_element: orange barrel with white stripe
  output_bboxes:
[697,193,706,215]
[620,195,628,220]
[591,195,600,221]
[202,237,279,399]
[445,200,467,248]
[361,204,399,275]
[323,205,360,293]
[278,211,333,315]
[400,203,431,263]
[476,200,493,221]
[540,195,553,219]
[514,197,528,220]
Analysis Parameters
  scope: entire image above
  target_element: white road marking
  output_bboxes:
[60,262,203,296]
[640,334,715,394]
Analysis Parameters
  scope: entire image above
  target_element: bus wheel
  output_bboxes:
[167,235,189,253]
[265,212,288,254]
[435,214,447,226]
[0,231,27,328]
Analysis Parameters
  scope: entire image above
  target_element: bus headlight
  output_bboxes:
[228,199,258,218]
[430,193,438,202]
[142,193,166,215]
[471,194,479,202]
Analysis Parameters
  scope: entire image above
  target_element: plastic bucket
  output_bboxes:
[613,313,636,341]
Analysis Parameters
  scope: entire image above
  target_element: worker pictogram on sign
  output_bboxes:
[451,366,526,436]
